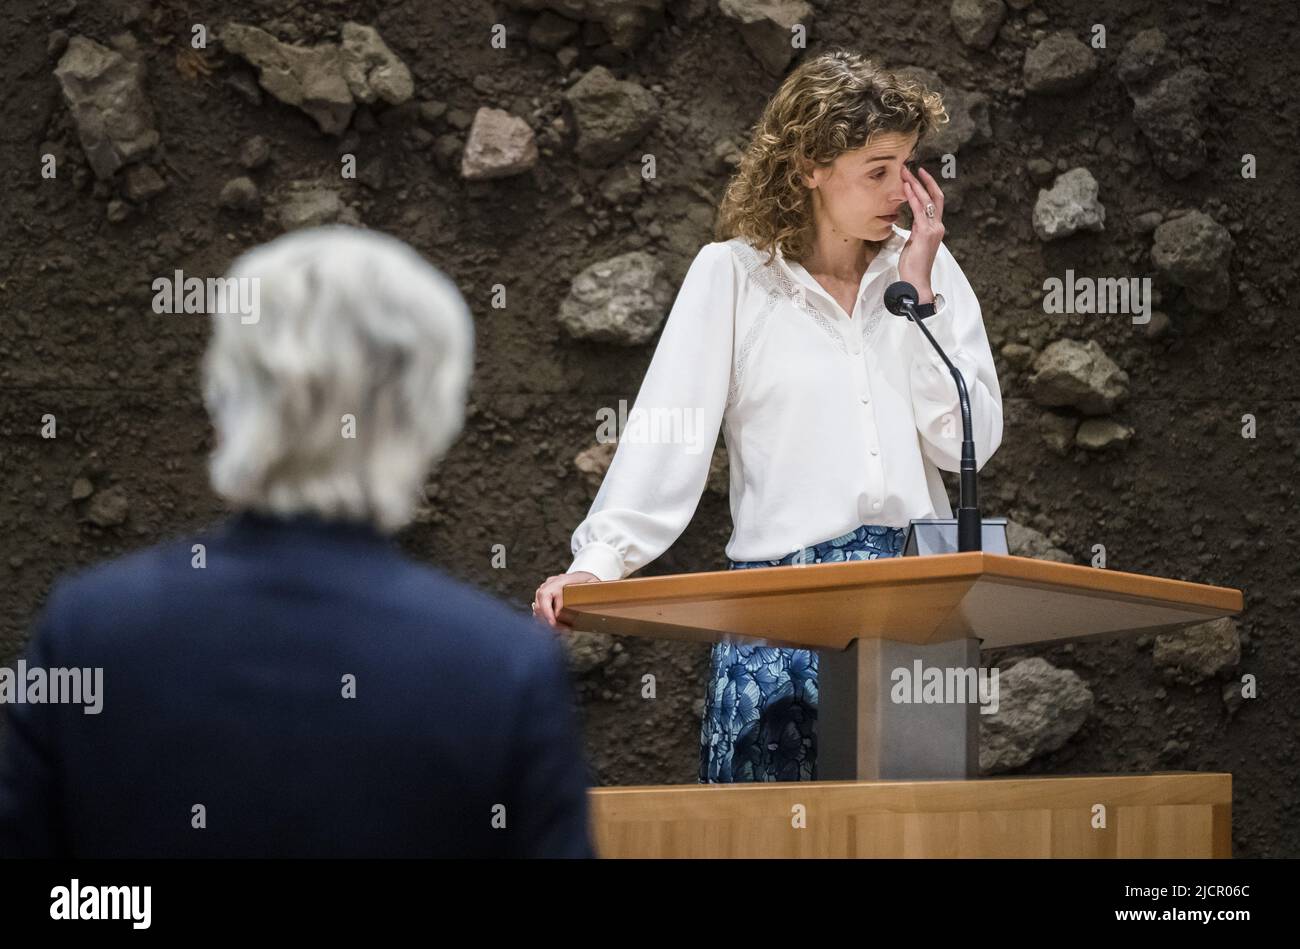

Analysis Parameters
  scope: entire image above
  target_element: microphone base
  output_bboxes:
[902,517,1008,557]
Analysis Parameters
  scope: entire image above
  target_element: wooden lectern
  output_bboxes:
[559,553,1242,858]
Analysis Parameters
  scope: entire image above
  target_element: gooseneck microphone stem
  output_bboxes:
[884,280,982,552]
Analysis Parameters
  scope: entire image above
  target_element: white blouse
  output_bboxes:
[566,224,1004,582]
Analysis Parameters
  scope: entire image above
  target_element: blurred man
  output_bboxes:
[0,225,596,857]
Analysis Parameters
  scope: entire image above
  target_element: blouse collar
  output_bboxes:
[770,224,909,310]
[772,223,908,267]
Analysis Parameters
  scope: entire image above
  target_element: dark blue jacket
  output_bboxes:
[0,511,596,857]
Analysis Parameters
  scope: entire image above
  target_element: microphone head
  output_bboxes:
[884,281,918,316]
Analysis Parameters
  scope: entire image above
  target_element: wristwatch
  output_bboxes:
[912,292,944,320]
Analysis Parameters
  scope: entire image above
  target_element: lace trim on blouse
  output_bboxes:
[723,238,891,408]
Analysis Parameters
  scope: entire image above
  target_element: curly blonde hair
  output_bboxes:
[716,50,948,266]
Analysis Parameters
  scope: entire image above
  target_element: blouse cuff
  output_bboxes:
[567,542,624,583]
[913,291,961,372]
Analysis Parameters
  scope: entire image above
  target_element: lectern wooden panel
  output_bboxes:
[589,773,1232,858]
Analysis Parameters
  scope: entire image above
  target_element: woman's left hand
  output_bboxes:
[896,164,945,304]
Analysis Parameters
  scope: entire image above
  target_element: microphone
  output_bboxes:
[883,280,982,553]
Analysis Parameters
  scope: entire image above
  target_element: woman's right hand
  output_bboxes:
[532,571,600,631]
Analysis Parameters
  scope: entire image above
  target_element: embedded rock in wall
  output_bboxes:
[1032,168,1105,241]
[1153,617,1241,686]
[719,0,814,76]
[980,657,1093,773]
[54,36,160,179]
[1118,29,1210,180]
[563,65,659,166]
[1150,210,1234,313]
[508,0,666,53]
[557,250,674,344]
[1027,339,1129,415]
[220,21,413,135]
[461,107,539,180]
[1023,31,1097,94]
[950,0,1006,50]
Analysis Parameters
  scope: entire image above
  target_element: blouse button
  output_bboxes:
[860,392,870,403]
[871,500,882,511]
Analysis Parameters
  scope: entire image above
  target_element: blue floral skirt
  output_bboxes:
[698,524,908,783]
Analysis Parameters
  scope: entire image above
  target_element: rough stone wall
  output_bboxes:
[0,0,1295,856]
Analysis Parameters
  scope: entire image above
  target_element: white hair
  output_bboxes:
[201,225,474,533]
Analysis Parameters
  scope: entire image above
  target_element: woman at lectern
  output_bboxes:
[533,50,1003,783]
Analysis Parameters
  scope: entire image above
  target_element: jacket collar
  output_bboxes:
[220,508,397,548]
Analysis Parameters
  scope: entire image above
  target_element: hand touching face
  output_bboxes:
[896,163,945,301]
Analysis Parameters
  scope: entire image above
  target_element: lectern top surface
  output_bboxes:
[557,553,1243,650]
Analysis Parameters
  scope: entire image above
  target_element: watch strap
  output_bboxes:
[912,292,943,320]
